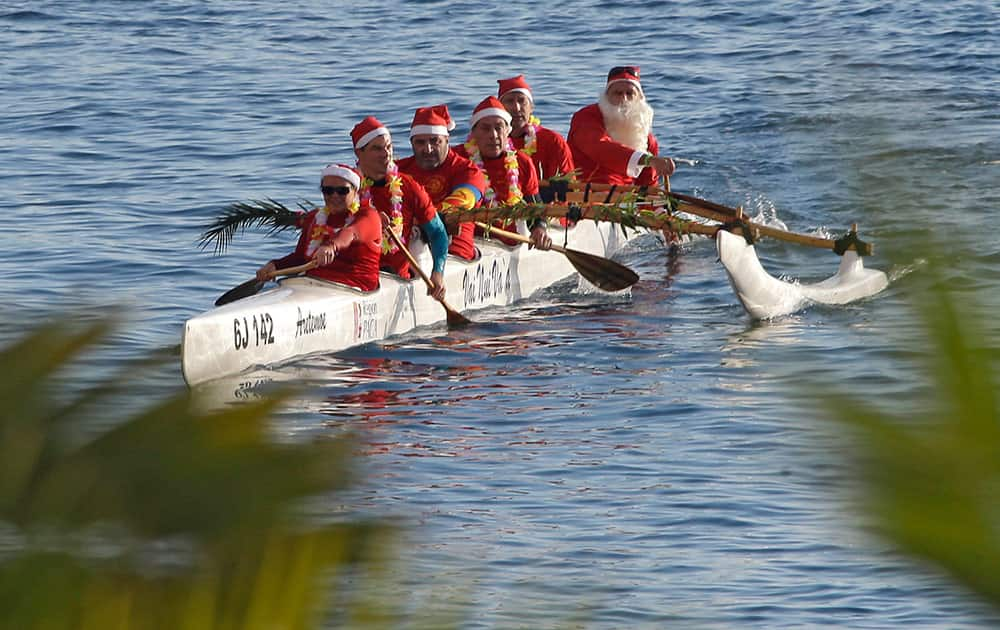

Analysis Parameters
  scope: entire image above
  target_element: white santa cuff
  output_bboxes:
[627,150,647,178]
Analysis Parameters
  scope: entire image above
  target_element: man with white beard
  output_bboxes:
[567,66,676,186]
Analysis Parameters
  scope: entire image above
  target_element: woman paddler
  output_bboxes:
[255,164,382,291]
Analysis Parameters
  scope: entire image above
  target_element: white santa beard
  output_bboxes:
[598,91,654,152]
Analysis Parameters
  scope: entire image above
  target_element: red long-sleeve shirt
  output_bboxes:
[365,172,438,280]
[272,206,382,291]
[510,125,574,181]
[397,150,487,261]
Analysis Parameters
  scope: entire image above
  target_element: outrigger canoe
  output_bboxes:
[181,219,639,387]
[184,184,890,385]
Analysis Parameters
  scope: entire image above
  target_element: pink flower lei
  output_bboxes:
[359,161,405,254]
[463,138,524,207]
[521,115,541,156]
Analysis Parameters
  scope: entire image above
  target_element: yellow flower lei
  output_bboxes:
[464,138,524,207]
[522,115,541,156]
[360,161,405,254]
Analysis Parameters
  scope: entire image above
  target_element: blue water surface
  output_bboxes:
[3,0,1000,627]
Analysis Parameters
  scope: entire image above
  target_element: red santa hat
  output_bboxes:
[320,163,361,190]
[409,104,456,138]
[606,65,643,95]
[497,74,533,103]
[470,96,512,127]
[350,116,391,149]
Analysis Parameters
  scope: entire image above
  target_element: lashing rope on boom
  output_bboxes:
[833,230,874,257]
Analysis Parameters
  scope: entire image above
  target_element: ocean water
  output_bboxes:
[3,0,999,627]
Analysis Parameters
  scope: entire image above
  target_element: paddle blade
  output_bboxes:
[215,278,266,306]
[563,248,639,291]
[445,305,472,328]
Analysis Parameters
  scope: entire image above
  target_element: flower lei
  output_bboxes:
[359,161,404,254]
[463,138,524,207]
[305,206,331,257]
[305,194,361,257]
[306,198,361,256]
[521,115,541,156]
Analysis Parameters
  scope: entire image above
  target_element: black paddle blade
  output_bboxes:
[445,306,472,328]
[563,248,639,291]
[215,278,266,306]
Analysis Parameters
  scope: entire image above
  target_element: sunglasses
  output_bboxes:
[608,65,639,78]
[320,185,352,196]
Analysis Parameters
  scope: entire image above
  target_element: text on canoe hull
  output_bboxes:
[233,312,275,350]
[353,299,379,342]
[463,259,511,306]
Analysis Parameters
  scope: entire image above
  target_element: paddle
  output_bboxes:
[382,226,471,327]
[215,261,317,306]
[473,222,639,292]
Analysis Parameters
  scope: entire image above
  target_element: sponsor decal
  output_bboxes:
[295,307,326,338]
[353,299,379,341]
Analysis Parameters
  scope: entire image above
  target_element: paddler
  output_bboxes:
[453,96,551,250]
[567,65,676,185]
[395,105,487,261]
[255,164,382,291]
[350,116,449,300]
[496,74,574,181]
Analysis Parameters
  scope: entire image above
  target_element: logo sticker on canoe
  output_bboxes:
[354,299,378,341]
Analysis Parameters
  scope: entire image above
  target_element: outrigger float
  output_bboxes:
[716,230,888,319]
[182,183,888,386]
[500,183,889,320]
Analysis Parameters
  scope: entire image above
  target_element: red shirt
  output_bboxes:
[510,124,574,181]
[452,145,540,204]
[453,146,540,247]
[397,150,487,261]
[272,206,382,291]
[567,102,660,186]
[367,172,437,279]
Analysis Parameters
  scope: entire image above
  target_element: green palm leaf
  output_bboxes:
[199,199,316,254]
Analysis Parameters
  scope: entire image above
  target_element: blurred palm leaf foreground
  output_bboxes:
[0,317,395,629]
[824,279,1000,609]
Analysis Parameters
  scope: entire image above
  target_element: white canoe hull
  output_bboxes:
[182,220,636,386]
[716,230,888,320]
